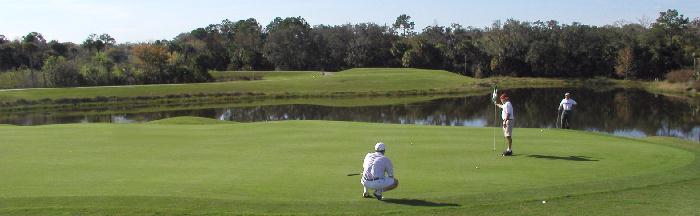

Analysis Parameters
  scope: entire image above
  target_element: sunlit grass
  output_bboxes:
[0,117,697,215]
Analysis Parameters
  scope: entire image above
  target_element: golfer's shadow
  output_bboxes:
[526,154,599,161]
[380,198,460,207]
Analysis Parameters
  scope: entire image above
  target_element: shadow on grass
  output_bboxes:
[526,154,599,161]
[381,198,460,207]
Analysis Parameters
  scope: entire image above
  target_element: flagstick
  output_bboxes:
[493,103,496,151]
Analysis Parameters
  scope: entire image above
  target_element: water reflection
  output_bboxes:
[1,88,698,142]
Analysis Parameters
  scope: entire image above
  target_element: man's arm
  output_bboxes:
[386,159,394,178]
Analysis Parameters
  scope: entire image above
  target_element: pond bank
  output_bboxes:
[0,68,696,111]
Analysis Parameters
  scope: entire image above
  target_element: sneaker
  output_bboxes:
[373,191,383,200]
[363,192,371,198]
[502,150,513,156]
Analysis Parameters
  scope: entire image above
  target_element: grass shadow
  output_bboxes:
[527,154,599,161]
[381,198,460,207]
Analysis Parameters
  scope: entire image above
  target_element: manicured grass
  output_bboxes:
[0,68,565,104]
[1,68,696,109]
[210,71,323,81]
[0,118,697,215]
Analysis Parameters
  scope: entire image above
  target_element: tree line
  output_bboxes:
[0,9,698,88]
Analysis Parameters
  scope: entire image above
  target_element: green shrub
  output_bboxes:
[0,69,51,89]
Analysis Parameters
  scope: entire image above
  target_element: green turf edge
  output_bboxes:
[145,116,236,125]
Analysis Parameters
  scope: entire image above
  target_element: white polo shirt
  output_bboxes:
[362,152,394,180]
[501,101,514,120]
[559,98,577,111]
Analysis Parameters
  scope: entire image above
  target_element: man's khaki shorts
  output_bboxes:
[503,120,514,137]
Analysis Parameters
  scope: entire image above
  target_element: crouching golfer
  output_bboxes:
[361,142,398,200]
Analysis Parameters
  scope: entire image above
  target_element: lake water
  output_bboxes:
[2,88,698,142]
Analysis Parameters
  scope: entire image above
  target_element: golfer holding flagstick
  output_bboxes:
[496,93,515,156]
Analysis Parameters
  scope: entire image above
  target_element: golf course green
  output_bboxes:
[0,117,697,215]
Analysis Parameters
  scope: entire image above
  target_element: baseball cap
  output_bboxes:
[375,142,386,151]
[565,92,571,96]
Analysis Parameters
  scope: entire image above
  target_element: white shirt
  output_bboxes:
[362,152,394,180]
[559,98,577,111]
[499,101,514,120]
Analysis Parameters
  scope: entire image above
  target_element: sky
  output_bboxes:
[1,0,699,43]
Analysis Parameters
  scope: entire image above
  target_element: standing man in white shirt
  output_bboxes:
[496,93,515,156]
[558,92,578,129]
[361,142,398,200]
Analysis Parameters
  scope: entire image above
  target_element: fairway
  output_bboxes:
[0,117,698,215]
[0,68,567,105]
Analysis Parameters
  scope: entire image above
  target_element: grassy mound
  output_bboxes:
[0,120,697,215]
[0,68,566,104]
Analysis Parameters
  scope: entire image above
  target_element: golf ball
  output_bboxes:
[540,129,543,132]
[542,201,547,204]
[476,166,479,169]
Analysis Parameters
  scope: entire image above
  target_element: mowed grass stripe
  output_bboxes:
[0,119,696,215]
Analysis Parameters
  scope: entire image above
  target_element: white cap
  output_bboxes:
[564,92,571,96]
[375,142,386,151]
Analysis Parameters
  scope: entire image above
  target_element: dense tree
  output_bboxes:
[42,56,80,87]
[345,23,397,67]
[312,24,353,71]
[264,17,314,70]
[482,20,532,76]
[82,33,115,53]
[0,35,17,71]
[20,32,48,87]
[641,9,690,79]
[1,9,699,89]
[393,14,415,37]
[132,43,170,83]
[228,18,266,70]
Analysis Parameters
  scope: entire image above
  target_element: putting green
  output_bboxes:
[0,118,696,215]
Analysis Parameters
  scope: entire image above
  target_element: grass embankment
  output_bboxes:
[1,68,696,111]
[0,68,566,109]
[0,117,697,215]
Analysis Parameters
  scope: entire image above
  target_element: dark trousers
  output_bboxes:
[561,110,573,129]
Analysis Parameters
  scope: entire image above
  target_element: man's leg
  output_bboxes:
[361,180,372,198]
[383,178,399,192]
[560,113,565,128]
[506,136,512,151]
[374,178,399,200]
[562,112,570,129]
[504,121,513,155]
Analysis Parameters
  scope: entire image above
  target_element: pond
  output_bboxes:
[1,88,698,142]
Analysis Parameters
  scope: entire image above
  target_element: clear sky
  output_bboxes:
[1,0,698,43]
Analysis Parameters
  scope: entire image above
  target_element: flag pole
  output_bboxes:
[493,103,496,151]
[492,84,498,152]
